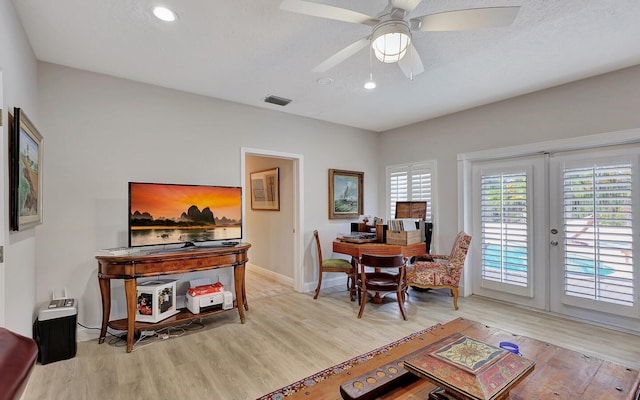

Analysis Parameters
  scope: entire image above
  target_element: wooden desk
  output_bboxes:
[332,240,426,258]
[286,317,640,400]
[333,240,427,304]
[96,244,251,353]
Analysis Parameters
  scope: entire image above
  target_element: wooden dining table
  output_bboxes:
[333,240,427,304]
[332,240,427,259]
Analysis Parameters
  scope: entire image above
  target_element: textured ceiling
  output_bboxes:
[12,0,640,132]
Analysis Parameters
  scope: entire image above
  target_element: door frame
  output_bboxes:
[460,127,640,302]
[241,147,304,292]
[0,72,4,325]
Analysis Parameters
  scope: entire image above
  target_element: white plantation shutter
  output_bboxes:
[480,170,529,288]
[387,162,434,221]
[389,168,408,219]
[562,161,634,307]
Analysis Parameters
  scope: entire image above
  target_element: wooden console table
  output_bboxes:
[96,243,251,352]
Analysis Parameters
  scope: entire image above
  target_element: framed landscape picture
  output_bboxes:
[10,108,43,231]
[328,169,363,219]
[250,167,280,211]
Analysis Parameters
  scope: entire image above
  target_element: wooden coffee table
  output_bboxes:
[286,318,640,400]
[403,333,534,399]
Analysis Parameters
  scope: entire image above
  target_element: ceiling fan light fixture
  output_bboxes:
[371,21,411,63]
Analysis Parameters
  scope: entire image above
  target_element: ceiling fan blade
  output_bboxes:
[414,6,520,32]
[312,38,370,73]
[397,44,424,79]
[391,0,423,13]
[280,0,378,26]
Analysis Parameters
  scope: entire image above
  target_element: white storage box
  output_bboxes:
[136,279,179,323]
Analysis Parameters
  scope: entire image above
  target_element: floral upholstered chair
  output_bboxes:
[406,231,472,310]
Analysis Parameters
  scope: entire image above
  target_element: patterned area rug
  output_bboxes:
[256,323,441,400]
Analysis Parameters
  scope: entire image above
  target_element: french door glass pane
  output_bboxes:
[481,172,528,287]
[563,162,634,306]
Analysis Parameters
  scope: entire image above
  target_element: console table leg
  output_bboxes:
[234,264,246,323]
[242,265,249,311]
[98,276,111,344]
[124,278,137,353]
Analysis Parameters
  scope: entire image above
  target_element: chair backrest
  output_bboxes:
[360,253,405,269]
[313,230,323,266]
[448,231,472,268]
[425,222,433,254]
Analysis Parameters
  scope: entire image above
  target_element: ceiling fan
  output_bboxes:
[280,0,520,80]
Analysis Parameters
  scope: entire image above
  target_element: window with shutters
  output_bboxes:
[480,169,530,288]
[562,161,634,307]
[386,162,434,221]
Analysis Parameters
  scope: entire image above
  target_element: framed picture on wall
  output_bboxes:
[250,167,280,211]
[9,108,44,231]
[328,169,363,219]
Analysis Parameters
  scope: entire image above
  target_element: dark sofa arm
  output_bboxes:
[0,327,38,400]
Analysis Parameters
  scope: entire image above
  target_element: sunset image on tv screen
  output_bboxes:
[129,182,242,247]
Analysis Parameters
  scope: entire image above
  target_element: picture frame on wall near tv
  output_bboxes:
[9,108,44,231]
[250,167,280,211]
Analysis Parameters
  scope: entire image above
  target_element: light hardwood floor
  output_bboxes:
[24,268,640,400]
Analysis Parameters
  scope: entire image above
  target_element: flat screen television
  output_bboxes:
[128,182,242,248]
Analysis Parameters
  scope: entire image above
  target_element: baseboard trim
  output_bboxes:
[246,263,294,286]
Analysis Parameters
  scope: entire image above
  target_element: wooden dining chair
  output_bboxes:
[313,230,355,300]
[356,253,408,320]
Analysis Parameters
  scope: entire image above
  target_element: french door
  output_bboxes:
[549,146,638,325]
[471,145,639,331]
[471,155,547,310]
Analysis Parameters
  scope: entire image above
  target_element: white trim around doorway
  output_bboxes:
[241,148,304,292]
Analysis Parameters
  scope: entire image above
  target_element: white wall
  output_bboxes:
[379,65,640,252]
[0,0,39,335]
[19,25,640,341]
[36,62,379,334]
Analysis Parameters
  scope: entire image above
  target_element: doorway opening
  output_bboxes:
[241,148,304,301]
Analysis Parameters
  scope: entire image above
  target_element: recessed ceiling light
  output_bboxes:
[364,80,376,90]
[152,6,178,22]
[317,77,333,85]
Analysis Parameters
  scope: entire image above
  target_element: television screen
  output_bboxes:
[128,182,242,247]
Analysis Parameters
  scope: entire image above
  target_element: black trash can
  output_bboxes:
[33,299,77,364]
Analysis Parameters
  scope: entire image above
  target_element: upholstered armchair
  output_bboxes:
[406,231,472,310]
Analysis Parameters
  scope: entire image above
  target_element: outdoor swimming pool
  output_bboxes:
[482,243,615,275]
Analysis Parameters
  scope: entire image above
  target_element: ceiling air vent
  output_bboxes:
[264,95,292,106]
